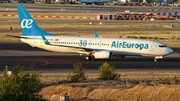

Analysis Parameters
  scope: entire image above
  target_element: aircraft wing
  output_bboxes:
[94,31,99,38]
[94,31,101,38]
[41,34,94,52]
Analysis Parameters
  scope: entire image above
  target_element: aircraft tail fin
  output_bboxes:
[17,4,54,36]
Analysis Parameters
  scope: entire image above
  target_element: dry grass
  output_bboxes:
[40,71,180,84]
[0,19,173,29]
[39,71,180,101]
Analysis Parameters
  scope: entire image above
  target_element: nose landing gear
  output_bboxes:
[154,59,158,62]
[154,56,163,62]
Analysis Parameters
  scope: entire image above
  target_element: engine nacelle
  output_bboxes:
[94,50,112,59]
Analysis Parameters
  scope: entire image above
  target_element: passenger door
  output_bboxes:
[150,44,154,51]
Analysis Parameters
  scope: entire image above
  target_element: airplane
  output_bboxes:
[7,4,173,62]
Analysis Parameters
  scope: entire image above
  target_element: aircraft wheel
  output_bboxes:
[85,56,91,61]
[154,59,158,62]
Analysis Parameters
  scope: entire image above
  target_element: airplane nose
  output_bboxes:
[168,48,174,54]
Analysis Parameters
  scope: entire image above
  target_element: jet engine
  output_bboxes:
[94,50,112,59]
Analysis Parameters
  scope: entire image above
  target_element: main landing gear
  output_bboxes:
[85,56,91,61]
[154,59,158,62]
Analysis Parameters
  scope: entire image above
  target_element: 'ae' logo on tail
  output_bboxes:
[21,19,33,28]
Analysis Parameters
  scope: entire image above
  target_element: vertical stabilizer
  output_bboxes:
[17,4,54,36]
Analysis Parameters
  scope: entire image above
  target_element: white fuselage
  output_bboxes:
[20,36,173,58]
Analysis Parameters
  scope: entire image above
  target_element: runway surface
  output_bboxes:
[1,4,180,13]
[0,41,180,75]
[1,4,180,74]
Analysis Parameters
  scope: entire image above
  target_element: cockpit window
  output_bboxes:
[159,45,167,48]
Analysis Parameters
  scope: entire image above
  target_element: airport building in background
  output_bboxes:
[0,0,77,3]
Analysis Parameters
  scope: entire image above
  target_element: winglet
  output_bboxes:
[94,31,99,38]
[41,34,51,45]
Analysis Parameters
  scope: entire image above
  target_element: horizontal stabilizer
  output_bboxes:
[6,35,39,39]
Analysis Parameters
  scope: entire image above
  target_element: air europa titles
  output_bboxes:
[111,41,149,50]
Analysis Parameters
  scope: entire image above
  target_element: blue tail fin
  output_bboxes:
[17,4,54,36]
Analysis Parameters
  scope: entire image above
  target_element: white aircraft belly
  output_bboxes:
[42,45,77,53]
